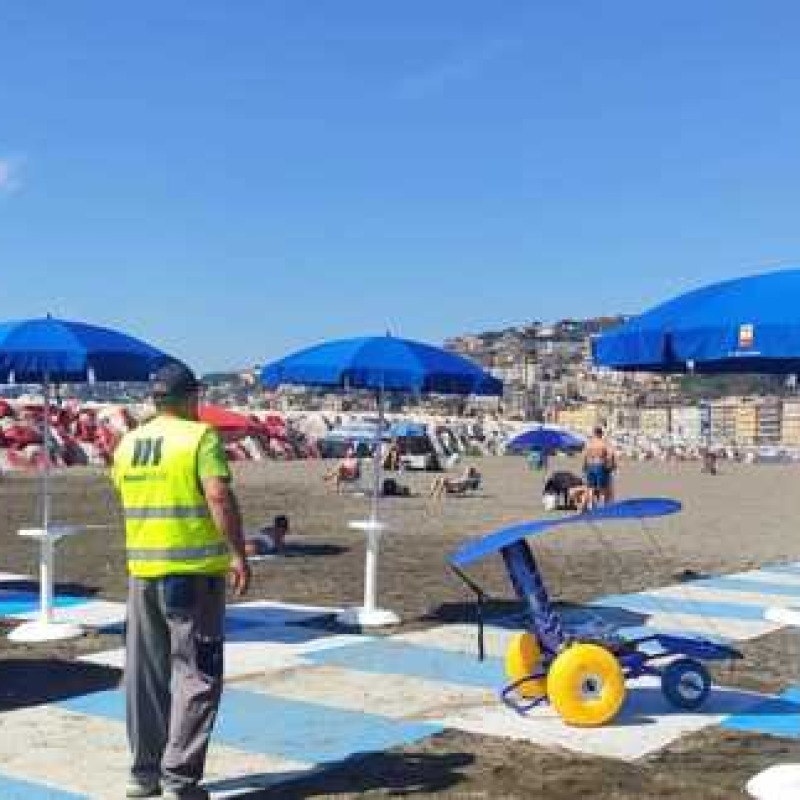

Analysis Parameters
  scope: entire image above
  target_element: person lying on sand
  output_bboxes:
[245,515,291,556]
[429,466,481,500]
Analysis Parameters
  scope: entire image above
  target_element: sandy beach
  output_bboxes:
[1,455,799,798]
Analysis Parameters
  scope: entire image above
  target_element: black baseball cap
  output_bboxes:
[151,361,201,399]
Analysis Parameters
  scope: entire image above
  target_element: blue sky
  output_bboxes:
[1,1,799,371]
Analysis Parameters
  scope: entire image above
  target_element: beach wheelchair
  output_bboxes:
[449,498,742,727]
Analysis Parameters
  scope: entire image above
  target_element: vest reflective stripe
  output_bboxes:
[114,417,230,578]
[125,506,211,520]
[127,543,229,561]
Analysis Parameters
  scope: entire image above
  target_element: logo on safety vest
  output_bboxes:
[738,324,754,350]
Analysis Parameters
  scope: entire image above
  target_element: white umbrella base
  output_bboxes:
[747,764,800,799]
[8,620,84,643]
[336,607,401,628]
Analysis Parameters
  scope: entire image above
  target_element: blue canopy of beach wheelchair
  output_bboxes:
[262,333,502,628]
[450,498,682,568]
[506,426,585,453]
[0,315,174,644]
[592,268,800,374]
[0,315,172,382]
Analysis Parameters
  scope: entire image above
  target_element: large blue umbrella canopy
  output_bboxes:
[262,334,501,626]
[507,426,585,453]
[0,316,173,642]
[0,316,171,383]
[592,269,800,374]
[262,335,503,396]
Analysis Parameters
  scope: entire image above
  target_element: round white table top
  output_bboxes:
[765,606,800,627]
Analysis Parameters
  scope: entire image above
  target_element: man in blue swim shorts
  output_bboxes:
[583,427,617,508]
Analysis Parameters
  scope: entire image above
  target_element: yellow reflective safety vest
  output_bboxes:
[114,416,230,578]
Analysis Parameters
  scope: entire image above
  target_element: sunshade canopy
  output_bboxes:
[507,426,585,452]
[592,269,800,374]
[262,335,503,396]
[198,403,262,433]
[450,498,682,568]
[0,316,171,383]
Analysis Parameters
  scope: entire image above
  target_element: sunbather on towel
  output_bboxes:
[323,446,361,493]
[245,515,291,556]
[429,466,481,500]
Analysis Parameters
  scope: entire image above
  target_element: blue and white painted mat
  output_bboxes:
[1,563,800,797]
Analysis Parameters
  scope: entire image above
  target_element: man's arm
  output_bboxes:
[202,474,251,596]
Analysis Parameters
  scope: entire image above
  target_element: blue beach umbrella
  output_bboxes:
[592,270,800,792]
[0,316,170,383]
[262,334,503,627]
[0,316,173,643]
[593,269,800,374]
[507,426,585,454]
[262,334,503,396]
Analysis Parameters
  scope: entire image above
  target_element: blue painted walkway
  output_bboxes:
[0,590,88,617]
[592,593,772,621]
[59,687,441,765]
[0,773,86,800]
[307,639,504,689]
[722,687,800,739]
[695,576,800,598]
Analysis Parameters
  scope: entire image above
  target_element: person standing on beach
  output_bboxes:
[113,361,250,800]
[582,426,617,507]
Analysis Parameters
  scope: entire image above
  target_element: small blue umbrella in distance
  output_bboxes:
[507,426,585,453]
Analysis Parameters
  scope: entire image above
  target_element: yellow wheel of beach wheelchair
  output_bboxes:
[546,643,626,726]
[504,632,547,699]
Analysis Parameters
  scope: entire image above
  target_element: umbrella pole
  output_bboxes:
[370,388,382,523]
[338,385,399,628]
[41,374,53,623]
[8,374,82,642]
[364,387,384,614]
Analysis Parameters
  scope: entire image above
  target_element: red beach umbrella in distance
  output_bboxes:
[198,403,263,434]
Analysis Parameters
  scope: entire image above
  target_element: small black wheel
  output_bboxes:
[661,658,711,710]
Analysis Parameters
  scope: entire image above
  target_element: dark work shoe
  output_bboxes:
[162,787,209,800]
[126,779,162,798]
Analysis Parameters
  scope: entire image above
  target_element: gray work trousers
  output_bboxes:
[126,575,225,792]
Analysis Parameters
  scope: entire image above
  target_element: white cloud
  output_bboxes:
[0,156,23,195]
[398,37,520,100]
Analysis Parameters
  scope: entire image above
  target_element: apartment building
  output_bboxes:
[671,405,703,442]
[782,400,800,446]
[555,403,608,435]
[639,406,670,438]
[756,399,782,445]
[734,402,758,446]
[709,398,738,443]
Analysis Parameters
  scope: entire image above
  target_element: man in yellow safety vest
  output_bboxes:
[113,361,250,800]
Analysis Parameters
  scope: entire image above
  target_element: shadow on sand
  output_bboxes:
[0,578,101,599]
[210,750,475,798]
[427,598,650,631]
[0,658,121,712]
